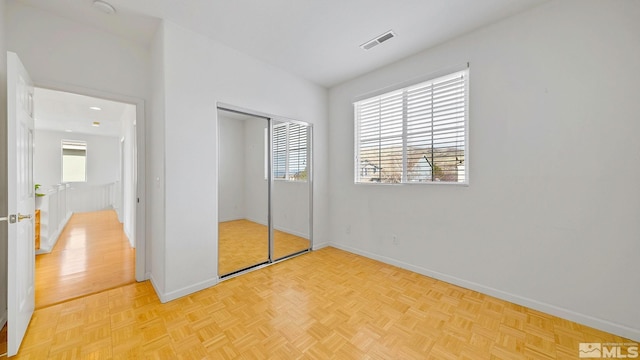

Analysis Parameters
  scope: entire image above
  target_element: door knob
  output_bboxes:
[18,213,32,222]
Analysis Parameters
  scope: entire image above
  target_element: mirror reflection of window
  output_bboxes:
[218,107,313,278]
[271,120,311,261]
[272,122,308,181]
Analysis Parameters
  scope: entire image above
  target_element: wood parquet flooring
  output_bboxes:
[16,247,634,359]
[35,210,135,309]
[219,219,310,275]
[0,324,6,359]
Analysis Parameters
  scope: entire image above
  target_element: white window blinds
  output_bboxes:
[272,122,309,181]
[273,125,287,179]
[355,69,468,184]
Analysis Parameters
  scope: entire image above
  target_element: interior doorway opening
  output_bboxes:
[32,87,138,308]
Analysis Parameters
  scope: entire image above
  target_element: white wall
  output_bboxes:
[242,117,268,225]
[6,2,149,101]
[34,130,120,188]
[273,180,310,238]
[218,115,247,222]
[6,1,151,279]
[328,0,640,340]
[152,20,328,302]
[148,24,166,293]
[0,0,9,328]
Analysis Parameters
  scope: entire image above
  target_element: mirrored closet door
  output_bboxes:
[217,107,312,278]
[271,119,312,260]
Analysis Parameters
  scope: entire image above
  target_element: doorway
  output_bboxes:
[32,87,138,307]
[217,105,313,278]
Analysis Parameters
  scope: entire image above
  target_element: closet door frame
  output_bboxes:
[217,103,313,280]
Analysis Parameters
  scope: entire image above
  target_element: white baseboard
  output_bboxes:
[244,217,310,239]
[330,243,640,342]
[245,217,268,227]
[150,276,218,304]
[149,274,163,302]
[219,216,244,223]
[274,225,308,239]
[312,242,330,250]
[36,212,72,255]
[124,226,134,248]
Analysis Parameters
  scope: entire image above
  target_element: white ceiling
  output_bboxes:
[16,0,548,88]
[14,0,159,46]
[34,87,133,137]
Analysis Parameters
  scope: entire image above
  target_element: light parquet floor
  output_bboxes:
[17,247,634,359]
[219,219,310,275]
[35,210,135,309]
[0,324,6,359]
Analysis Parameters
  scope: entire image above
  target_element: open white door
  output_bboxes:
[6,52,36,357]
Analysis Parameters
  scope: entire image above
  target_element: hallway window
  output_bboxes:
[62,140,87,182]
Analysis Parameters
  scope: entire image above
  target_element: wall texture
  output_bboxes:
[328,0,640,340]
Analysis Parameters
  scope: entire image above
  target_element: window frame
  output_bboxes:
[354,67,469,186]
[61,139,88,183]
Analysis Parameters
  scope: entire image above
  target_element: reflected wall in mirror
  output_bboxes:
[272,119,312,260]
[218,109,269,276]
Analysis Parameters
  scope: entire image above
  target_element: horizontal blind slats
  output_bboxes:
[356,69,467,183]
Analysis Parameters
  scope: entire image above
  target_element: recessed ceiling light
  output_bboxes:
[89,106,102,111]
[65,129,73,132]
[92,0,116,14]
[92,121,101,127]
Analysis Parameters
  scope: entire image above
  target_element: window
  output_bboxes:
[354,69,468,184]
[272,122,308,181]
[62,140,87,182]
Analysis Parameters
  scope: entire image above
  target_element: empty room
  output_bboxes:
[1,0,638,358]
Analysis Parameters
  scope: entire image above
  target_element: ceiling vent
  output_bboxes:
[360,30,396,51]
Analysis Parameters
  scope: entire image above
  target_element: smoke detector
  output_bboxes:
[360,30,396,51]
[92,0,116,14]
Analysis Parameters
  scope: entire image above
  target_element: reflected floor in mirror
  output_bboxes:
[218,219,309,276]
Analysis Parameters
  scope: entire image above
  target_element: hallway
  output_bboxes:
[35,210,135,309]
